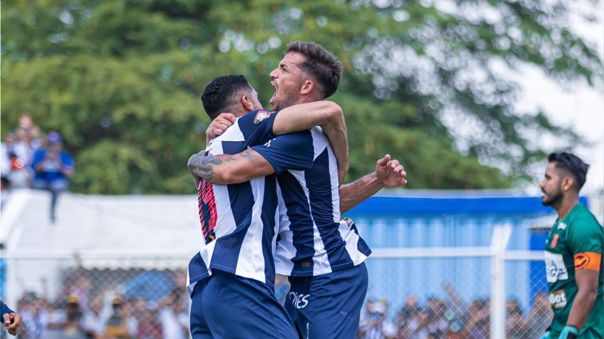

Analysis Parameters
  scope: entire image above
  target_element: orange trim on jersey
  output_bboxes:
[574,252,601,271]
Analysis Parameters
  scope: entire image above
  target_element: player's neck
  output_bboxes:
[295,93,322,106]
[555,195,579,220]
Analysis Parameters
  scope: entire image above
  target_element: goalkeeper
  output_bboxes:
[539,152,603,339]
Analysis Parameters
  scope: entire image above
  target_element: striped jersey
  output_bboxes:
[254,127,372,277]
[187,109,313,294]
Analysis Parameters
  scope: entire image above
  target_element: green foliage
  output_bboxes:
[2,0,601,193]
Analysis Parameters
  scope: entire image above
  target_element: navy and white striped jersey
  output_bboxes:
[187,109,313,294]
[254,127,372,277]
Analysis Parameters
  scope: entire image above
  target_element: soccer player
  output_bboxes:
[1,300,21,336]
[190,42,406,338]
[187,74,354,339]
[540,152,603,339]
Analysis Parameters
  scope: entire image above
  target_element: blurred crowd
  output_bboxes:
[13,269,189,339]
[356,285,553,339]
[1,113,74,222]
[10,271,555,339]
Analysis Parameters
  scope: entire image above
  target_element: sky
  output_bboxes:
[517,1,603,195]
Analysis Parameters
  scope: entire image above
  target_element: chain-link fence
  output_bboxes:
[2,255,190,339]
[355,248,552,339]
[1,247,553,339]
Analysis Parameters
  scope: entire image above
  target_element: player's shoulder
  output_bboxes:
[239,109,277,126]
[568,204,602,233]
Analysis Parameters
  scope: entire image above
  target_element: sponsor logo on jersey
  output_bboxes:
[545,251,569,283]
[550,234,559,249]
[548,290,567,308]
[289,291,310,309]
[557,222,567,230]
[254,109,273,124]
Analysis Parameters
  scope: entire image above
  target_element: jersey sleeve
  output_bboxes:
[567,216,603,271]
[237,109,279,146]
[251,132,314,174]
[1,300,14,316]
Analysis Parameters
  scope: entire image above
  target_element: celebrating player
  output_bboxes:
[540,152,603,339]
[189,42,406,338]
[187,74,361,338]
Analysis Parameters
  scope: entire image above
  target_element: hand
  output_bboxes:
[559,326,578,339]
[3,312,22,336]
[206,113,236,141]
[376,154,407,187]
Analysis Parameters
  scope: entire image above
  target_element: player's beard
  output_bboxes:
[272,92,298,110]
[541,187,563,206]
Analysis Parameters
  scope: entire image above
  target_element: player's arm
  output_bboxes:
[206,101,349,180]
[188,132,314,184]
[188,148,274,184]
[564,253,600,336]
[563,219,603,338]
[1,301,21,336]
[272,101,348,182]
[207,101,344,137]
[339,154,407,213]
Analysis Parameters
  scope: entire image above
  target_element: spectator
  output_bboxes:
[425,297,448,337]
[10,113,43,188]
[0,135,11,207]
[407,309,433,339]
[137,306,163,339]
[394,296,422,337]
[463,299,490,339]
[1,132,29,191]
[82,295,107,336]
[45,294,90,339]
[104,297,132,338]
[31,131,75,223]
[505,298,528,339]
[359,299,397,339]
[19,292,49,338]
[17,113,42,150]
[527,293,553,339]
[159,289,188,339]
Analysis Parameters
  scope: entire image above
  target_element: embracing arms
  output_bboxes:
[203,100,348,182]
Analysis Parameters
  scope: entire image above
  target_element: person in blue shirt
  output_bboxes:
[31,131,75,223]
[1,300,21,336]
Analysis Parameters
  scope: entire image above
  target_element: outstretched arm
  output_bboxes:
[339,154,407,213]
[187,148,274,184]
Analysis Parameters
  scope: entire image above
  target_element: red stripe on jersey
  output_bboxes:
[197,179,217,240]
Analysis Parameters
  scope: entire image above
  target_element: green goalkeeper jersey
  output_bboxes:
[545,203,604,338]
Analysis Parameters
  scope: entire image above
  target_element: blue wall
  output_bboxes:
[343,193,587,315]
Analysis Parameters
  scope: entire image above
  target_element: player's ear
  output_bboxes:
[561,175,575,192]
[241,95,254,111]
[300,80,315,95]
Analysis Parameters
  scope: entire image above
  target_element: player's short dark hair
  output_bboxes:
[201,75,253,120]
[548,152,589,191]
[286,41,343,99]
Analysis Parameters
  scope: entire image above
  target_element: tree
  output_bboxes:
[2,0,601,193]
